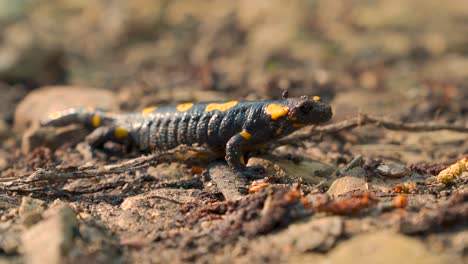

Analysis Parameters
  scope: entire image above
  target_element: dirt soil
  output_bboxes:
[0,1,467,263]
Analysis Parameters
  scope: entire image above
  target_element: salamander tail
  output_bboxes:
[40,107,115,128]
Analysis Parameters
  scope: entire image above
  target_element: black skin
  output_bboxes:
[41,95,333,178]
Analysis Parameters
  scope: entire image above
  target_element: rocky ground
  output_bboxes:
[0,1,467,263]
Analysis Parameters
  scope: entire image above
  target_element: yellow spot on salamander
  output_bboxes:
[92,115,101,127]
[240,156,245,165]
[276,129,282,135]
[240,130,251,140]
[265,104,289,120]
[48,111,62,119]
[293,123,307,128]
[313,96,321,101]
[205,101,238,112]
[290,116,297,121]
[142,107,157,116]
[114,127,128,138]
[177,103,194,112]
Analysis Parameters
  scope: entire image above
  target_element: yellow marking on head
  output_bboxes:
[293,123,307,128]
[313,96,321,101]
[177,103,194,112]
[290,116,297,121]
[114,127,129,138]
[276,129,282,135]
[265,104,290,120]
[240,156,245,165]
[48,111,62,119]
[240,130,251,140]
[142,107,157,116]
[92,115,101,127]
[205,101,238,112]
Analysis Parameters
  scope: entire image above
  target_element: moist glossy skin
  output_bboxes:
[42,96,333,178]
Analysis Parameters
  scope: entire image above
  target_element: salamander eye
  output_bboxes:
[299,104,312,113]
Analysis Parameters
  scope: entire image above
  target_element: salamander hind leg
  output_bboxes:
[225,131,266,179]
[86,126,133,152]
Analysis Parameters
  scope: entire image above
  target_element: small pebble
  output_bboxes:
[376,163,410,178]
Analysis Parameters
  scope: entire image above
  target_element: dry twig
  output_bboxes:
[279,113,468,145]
[0,146,212,191]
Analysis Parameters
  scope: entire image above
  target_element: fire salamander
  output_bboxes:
[41,93,332,178]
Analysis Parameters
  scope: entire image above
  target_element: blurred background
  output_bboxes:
[0,3,467,262]
[0,0,467,131]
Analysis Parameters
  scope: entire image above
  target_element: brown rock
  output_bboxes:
[233,217,343,263]
[22,204,78,264]
[14,86,118,132]
[327,168,367,197]
[18,197,46,227]
[278,217,343,253]
[325,231,455,264]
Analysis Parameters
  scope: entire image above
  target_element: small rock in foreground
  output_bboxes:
[327,168,367,197]
[22,204,78,264]
[18,197,46,227]
[325,231,456,264]
[376,163,411,178]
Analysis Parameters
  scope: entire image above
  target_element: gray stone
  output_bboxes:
[18,197,46,227]
[236,217,343,262]
[282,217,343,253]
[22,204,78,264]
[209,162,246,200]
[14,86,118,132]
[325,231,455,264]
[376,163,410,178]
[279,158,337,184]
[246,155,337,184]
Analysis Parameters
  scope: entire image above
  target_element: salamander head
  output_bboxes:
[286,95,332,125]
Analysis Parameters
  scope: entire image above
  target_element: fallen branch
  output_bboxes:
[0,146,213,190]
[280,113,468,144]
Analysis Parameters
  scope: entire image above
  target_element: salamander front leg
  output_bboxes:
[225,131,265,179]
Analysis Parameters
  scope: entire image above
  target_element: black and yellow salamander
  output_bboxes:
[42,94,332,178]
